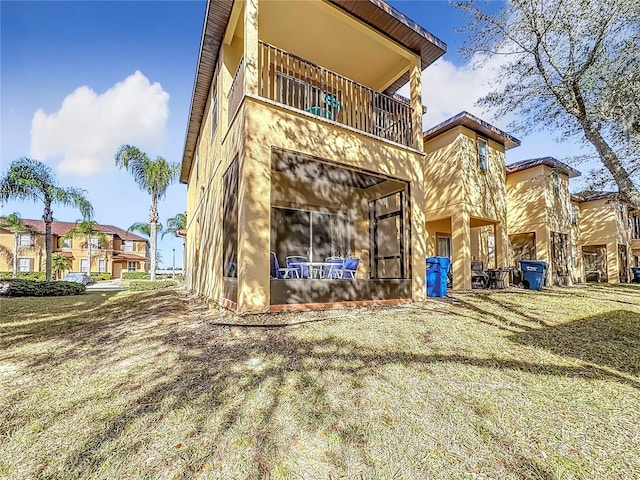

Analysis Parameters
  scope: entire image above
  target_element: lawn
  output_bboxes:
[1,284,639,479]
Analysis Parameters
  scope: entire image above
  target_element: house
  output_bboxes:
[423,111,520,290]
[573,191,639,283]
[0,220,149,278]
[181,0,446,313]
[505,157,581,286]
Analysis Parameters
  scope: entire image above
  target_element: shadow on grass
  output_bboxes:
[4,287,640,478]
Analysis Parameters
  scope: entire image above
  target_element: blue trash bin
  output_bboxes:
[519,260,548,291]
[426,256,451,297]
[631,267,640,283]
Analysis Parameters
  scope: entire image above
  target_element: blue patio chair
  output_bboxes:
[322,257,345,279]
[286,255,310,279]
[340,257,360,279]
[270,252,299,279]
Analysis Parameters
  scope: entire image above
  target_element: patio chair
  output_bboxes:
[286,255,310,279]
[270,252,299,279]
[322,257,344,279]
[471,260,488,289]
[339,256,360,280]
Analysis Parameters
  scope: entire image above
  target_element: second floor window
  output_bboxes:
[88,237,100,249]
[62,238,72,248]
[123,240,134,252]
[19,234,32,247]
[477,138,488,172]
[552,173,561,197]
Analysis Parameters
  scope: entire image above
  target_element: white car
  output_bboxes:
[62,272,93,285]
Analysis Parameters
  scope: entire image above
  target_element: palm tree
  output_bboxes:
[115,145,179,281]
[163,212,187,274]
[0,212,36,278]
[128,221,163,238]
[0,158,93,280]
[162,212,186,239]
[51,252,72,280]
[62,220,108,277]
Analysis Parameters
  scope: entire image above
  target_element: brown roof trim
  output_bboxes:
[180,0,445,183]
[328,0,446,94]
[505,157,581,178]
[180,0,234,184]
[423,111,521,150]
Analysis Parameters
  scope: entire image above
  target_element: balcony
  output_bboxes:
[229,42,415,148]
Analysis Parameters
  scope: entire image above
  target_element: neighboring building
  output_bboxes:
[506,157,581,286]
[0,220,149,278]
[573,191,638,283]
[423,111,520,290]
[181,0,446,313]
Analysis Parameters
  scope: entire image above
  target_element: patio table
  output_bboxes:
[289,262,337,279]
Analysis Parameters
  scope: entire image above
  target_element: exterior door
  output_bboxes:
[551,232,569,285]
[618,244,629,283]
[370,191,407,279]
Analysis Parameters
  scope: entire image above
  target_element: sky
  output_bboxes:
[1,0,592,268]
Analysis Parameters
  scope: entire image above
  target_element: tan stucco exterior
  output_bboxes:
[0,223,148,278]
[506,164,577,285]
[184,0,433,313]
[577,197,634,283]
[423,125,509,289]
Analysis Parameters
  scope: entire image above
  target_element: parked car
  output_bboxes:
[62,272,93,285]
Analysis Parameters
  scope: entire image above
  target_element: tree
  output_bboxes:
[62,220,108,276]
[162,212,186,239]
[0,212,36,278]
[456,0,640,208]
[128,222,163,238]
[114,146,179,281]
[0,158,93,280]
[51,252,72,280]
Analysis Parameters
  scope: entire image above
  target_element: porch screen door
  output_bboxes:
[370,191,407,279]
[551,232,569,286]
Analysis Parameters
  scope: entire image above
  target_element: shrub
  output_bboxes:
[128,280,177,291]
[121,272,150,280]
[0,279,86,297]
[90,272,112,281]
[0,271,46,281]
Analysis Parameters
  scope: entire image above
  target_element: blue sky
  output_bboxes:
[1,0,590,268]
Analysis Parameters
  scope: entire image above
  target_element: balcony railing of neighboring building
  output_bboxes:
[228,57,245,125]
[227,42,412,148]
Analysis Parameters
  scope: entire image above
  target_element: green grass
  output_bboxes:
[1,284,639,479]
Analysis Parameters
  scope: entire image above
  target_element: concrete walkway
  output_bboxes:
[86,279,128,291]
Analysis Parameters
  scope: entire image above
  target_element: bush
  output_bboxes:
[0,279,86,297]
[90,272,112,281]
[128,280,177,291]
[0,271,47,281]
[121,272,150,280]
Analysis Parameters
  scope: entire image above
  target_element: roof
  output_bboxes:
[422,111,521,150]
[505,157,581,178]
[572,191,621,203]
[10,220,149,242]
[112,252,148,261]
[180,0,447,183]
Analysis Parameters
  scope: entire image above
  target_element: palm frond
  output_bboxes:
[53,187,94,220]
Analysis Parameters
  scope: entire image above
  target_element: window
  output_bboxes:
[62,238,72,248]
[127,261,137,272]
[98,259,107,273]
[477,138,488,172]
[80,259,89,273]
[223,158,239,278]
[89,237,100,248]
[18,258,31,272]
[552,173,561,196]
[210,79,218,137]
[19,234,32,247]
[123,240,134,252]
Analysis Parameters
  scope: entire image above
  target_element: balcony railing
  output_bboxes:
[228,57,245,125]
[257,42,414,147]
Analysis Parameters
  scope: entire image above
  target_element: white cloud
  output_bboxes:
[399,54,511,130]
[30,71,169,176]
